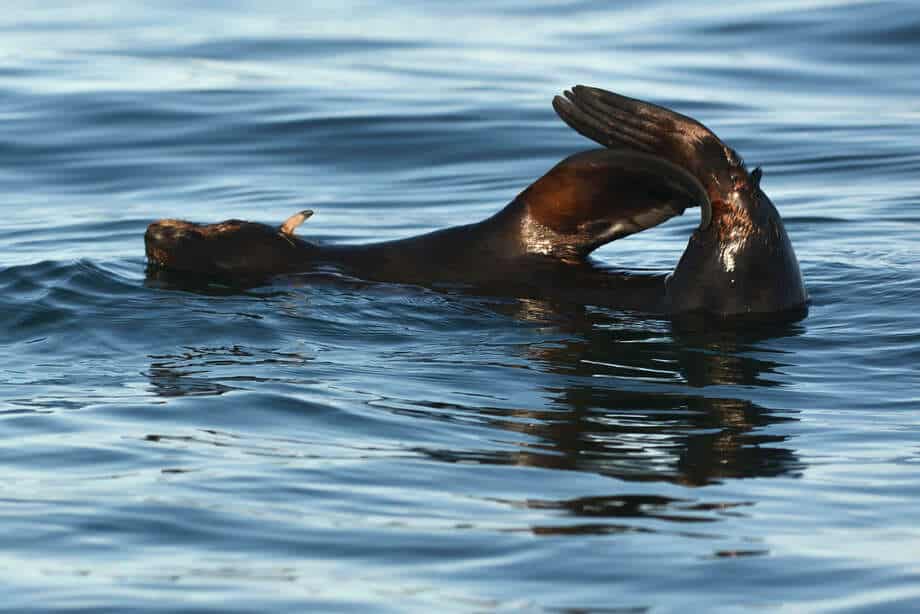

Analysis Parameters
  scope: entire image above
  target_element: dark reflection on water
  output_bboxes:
[398,301,805,486]
[143,271,805,489]
[494,493,762,539]
[146,345,310,397]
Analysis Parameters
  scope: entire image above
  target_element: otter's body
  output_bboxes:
[146,86,807,320]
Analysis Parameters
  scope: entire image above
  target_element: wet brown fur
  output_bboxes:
[146,86,808,318]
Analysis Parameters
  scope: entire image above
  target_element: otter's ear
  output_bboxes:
[553,86,743,204]
[520,149,710,256]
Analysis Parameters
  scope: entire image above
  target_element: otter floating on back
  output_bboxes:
[145,85,808,320]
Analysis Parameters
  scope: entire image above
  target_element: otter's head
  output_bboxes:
[145,210,315,278]
[554,85,807,319]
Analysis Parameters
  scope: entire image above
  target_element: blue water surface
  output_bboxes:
[1,1,919,612]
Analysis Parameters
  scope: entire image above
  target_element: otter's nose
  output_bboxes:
[145,222,170,246]
[145,219,201,268]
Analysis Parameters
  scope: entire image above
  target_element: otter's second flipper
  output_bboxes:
[514,148,710,261]
[553,85,745,222]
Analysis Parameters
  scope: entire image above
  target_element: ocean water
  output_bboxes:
[2,1,919,611]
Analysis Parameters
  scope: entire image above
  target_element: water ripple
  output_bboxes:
[1,0,919,611]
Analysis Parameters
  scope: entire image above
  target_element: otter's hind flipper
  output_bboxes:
[516,149,710,260]
[553,86,745,212]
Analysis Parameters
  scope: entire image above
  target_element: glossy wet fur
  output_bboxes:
[666,174,808,316]
[146,149,704,284]
[145,218,316,278]
[146,86,807,320]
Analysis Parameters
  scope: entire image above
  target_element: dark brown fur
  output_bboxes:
[147,86,808,319]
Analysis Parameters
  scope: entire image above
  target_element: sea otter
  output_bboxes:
[145,85,807,319]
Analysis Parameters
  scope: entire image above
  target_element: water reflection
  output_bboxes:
[493,493,762,538]
[421,298,806,486]
[145,262,805,485]
[146,345,308,397]
[146,365,239,397]
[145,266,805,494]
